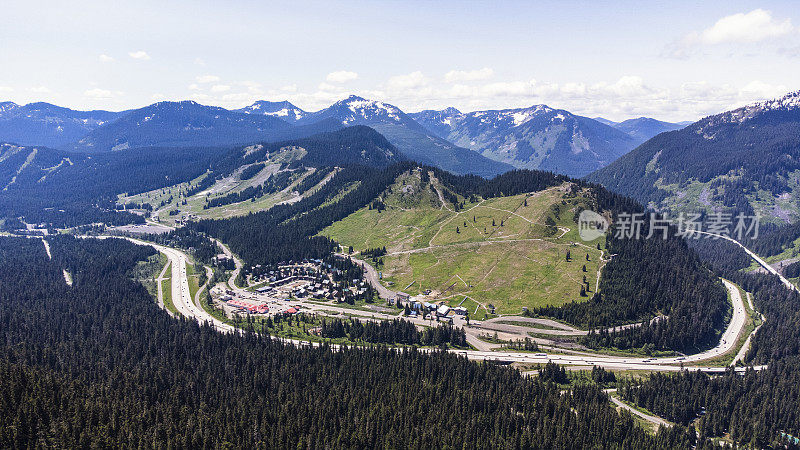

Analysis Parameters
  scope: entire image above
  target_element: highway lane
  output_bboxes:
[155,259,170,311]
[209,237,243,292]
[71,234,765,372]
[85,235,238,335]
[158,244,236,334]
[733,293,765,365]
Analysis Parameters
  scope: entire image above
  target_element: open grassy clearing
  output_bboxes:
[322,170,606,314]
[130,253,167,298]
[186,261,202,301]
[496,319,564,330]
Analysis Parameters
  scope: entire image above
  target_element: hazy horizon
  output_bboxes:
[2,0,799,121]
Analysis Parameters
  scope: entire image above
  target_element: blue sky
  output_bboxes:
[1,0,799,121]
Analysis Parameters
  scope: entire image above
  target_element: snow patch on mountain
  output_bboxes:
[0,102,20,115]
[700,90,800,134]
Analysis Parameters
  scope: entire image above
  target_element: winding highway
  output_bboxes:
[134,238,764,373]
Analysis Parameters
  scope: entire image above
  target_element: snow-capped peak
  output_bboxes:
[334,95,404,124]
[239,100,306,121]
[464,104,555,128]
[698,90,800,133]
[752,90,800,112]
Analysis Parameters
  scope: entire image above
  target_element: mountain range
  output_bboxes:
[294,95,512,177]
[587,90,800,223]
[594,117,688,144]
[0,102,123,148]
[411,106,648,177]
[0,96,686,178]
[65,100,346,152]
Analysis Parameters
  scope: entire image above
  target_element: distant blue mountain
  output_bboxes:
[0,102,123,148]
[411,105,637,178]
[298,95,511,177]
[66,101,341,152]
[611,117,687,144]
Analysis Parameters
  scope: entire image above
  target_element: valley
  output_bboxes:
[117,226,762,373]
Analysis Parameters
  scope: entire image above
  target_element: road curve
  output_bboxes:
[91,236,237,334]
[695,231,799,292]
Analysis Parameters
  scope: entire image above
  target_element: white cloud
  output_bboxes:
[210,84,231,93]
[0,86,13,93]
[317,82,341,92]
[387,71,426,90]
[665,9,794,58]
[376,73,791,122]
[699,9,793,45]
[326,71,358,83]
[778,45,800,57]
[128,50,151,60]
[193,57,206,66]
[738,80,789,99]
[196,74,220,83]
[98,54,114,62]
[188,83,200,91]
[444,68,494,83]
[28,86,51,94]
[84,88,117,99]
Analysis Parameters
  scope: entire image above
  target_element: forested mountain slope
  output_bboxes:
[0,126,400,228]
[0,101,122,148]
[588,91,800,223]
[619,234,800,448]
[0,143,221,227]
[611,117,686,144]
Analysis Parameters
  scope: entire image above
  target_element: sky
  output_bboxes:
[1,0,799,121]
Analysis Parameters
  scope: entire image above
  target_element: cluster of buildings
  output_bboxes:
[218,290,301,317]
[249,261,370,303]
[395,292,469,323]
[214,259,373,319]
[226,298,269,314]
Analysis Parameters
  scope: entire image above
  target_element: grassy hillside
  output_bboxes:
[322,169,605,314]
